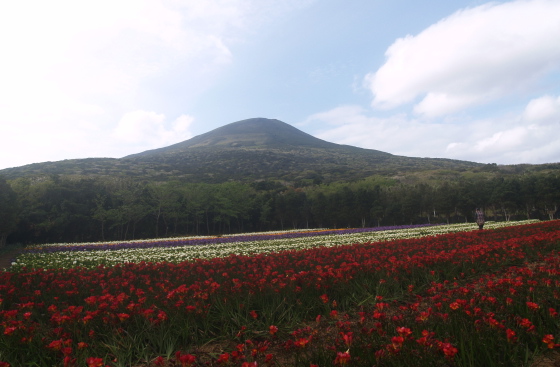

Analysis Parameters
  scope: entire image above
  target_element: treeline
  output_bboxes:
[1,172,559,245]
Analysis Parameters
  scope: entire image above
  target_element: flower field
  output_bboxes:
[1,220,560,366]
[12,221,534,270]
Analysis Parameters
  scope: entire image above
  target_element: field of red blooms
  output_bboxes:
[2,220,560,366]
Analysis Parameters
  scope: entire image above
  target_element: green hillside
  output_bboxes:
[1,118,490,184]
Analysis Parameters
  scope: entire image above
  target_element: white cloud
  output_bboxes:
[0,0,316,169]
[113,110,194,149]
[306,106,459,157]
[365,0,560,118]
[306,95,560,164]
[522,95,560,122]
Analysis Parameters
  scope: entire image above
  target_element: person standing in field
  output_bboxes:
[475,208,485,230]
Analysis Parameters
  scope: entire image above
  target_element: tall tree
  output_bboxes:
[434,182,458,224]
[0,176,20,247]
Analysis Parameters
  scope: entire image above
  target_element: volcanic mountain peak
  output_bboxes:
[127,117,339,158]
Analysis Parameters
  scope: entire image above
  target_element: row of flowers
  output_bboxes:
[10,220,538,271]
[23,224,443,254]
[1,220,559,366]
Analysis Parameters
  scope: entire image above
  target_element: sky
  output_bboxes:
[1,0,559,170]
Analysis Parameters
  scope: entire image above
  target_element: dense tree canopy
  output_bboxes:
[3,171,560,245]
[0,176,20,247]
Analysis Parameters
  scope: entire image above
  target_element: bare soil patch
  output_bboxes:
[0,245,22,270]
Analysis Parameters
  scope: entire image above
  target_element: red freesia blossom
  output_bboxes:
[543,334,556,349]
[441,343,458,359]
[175,351,196,367]
[294,337,311,348]
[391,336,404,350]
[396,327,412,338]
[340,331,353,347]
[216,353,230,364]
[506,329,517,343]
[3,327,16,336]
[449,302,460,310]
[86,357,104,367]
[154,356,165,366]
[334,350,351,365]
[117,313,130,322]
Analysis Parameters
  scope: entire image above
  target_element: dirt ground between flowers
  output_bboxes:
[532,351,560,367]
[0,245,21,270]
[1,249,560,367]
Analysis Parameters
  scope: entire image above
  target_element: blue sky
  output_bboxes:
[1,0,559,170]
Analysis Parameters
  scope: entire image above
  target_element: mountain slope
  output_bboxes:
[129,118,339,154]
[1,118,485,183]
[122,118,482,183]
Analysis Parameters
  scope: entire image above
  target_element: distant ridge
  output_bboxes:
[1,117,490,183]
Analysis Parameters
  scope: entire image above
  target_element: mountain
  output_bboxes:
[129,117,339,153]
[0,118,490,183]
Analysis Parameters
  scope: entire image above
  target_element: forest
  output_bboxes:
[1,171,559,246]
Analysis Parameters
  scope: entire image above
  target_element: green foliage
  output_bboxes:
[0,176,20,247]
[3,171,559,246]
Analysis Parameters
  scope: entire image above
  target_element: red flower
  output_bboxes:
[391,336,404,350]
[294,337,311,348]
[336,331,352,347]
[117,313,130,322]
[441,343,458,359]
[217,353,230,364]
[86,357,104,367]
[506,329,517,343]
[250,310,258,319]
[156,310,168,322]
[449,302,460,310]
[416,311,430,323]
[63,356,76,367]
[185,305,196,312]
[334,351,351,365]
[48,339,69,351]
[396,327,412,338]
[543,334,556,349]
[176,351,196,367]
[3,327,17,336]
[269,325,278,336]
